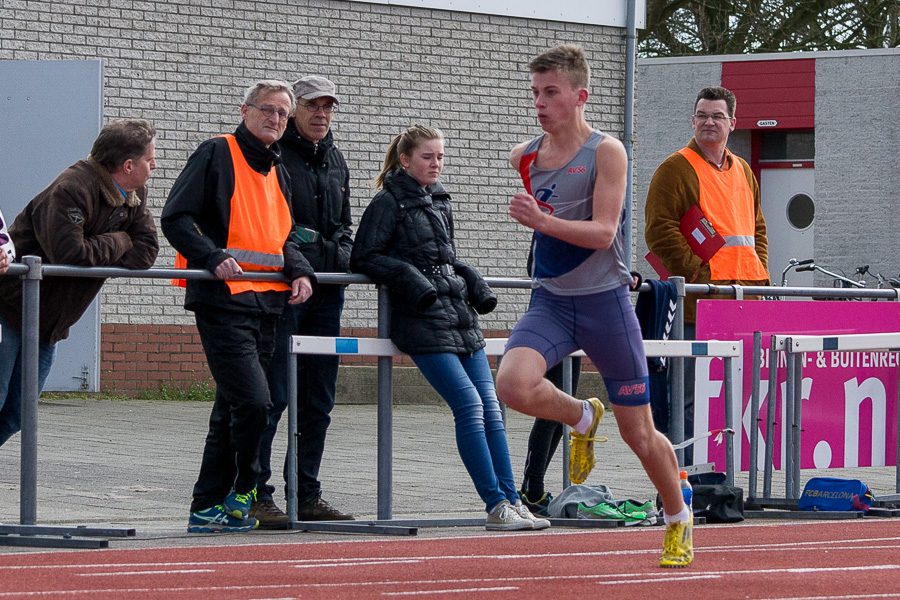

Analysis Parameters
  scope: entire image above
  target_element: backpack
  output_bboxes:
[798,477,875,513]
[692,484,745,523]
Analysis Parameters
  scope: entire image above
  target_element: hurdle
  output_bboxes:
[287,333,741,530]
[783,332,900,499]
[748,332,900,516]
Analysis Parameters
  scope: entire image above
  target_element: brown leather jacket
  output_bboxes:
[0,158,159,344]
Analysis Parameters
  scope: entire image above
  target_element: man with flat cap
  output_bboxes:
[252,75,354,528]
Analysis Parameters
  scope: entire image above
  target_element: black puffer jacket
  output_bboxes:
[350,168,496,355]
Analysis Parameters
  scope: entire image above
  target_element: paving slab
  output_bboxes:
[0,398,897,551]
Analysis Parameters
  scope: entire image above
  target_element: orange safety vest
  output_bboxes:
[172,134,292,294]
[678,147,768,281]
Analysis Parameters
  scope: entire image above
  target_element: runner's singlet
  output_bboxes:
[517,131,632,295]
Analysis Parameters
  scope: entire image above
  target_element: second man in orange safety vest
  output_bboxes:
[644,85,769,463]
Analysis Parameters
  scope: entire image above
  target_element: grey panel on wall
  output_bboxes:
[634,61,722,270]
[0,60,103,391]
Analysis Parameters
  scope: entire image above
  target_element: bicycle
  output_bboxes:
[854,264,900,290]
[768,257,815,300]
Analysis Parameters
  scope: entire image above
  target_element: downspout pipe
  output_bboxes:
[623,0,637,269]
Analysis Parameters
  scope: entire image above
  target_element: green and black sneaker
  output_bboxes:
[619,499,658,524]
[579,502,650,526]
[518,490,552,517]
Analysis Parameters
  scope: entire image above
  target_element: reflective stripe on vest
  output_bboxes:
[223,134,291,294]
[678,147,768,281]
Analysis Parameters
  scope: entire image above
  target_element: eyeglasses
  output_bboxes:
[693,112,733,123]
[302,102,337,114]
[248,103,290,122]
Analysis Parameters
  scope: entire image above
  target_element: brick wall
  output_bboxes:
[813,53,900,281]
[101,324,209,392]
[100,324,597,392]
[1,0,625,392]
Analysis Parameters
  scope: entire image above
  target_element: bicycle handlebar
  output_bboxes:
[793,262,866,288]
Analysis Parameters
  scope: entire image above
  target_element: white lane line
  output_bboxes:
[598,574,723,585]
[384,587,518,596]
[294,559,424,568]
[3,535,898,572]
[1,535,899,584]
[755,595,900,600]
[0,585,317,597]
[3,565,900,598]
[596,563,900,585]
[77,569,214,576]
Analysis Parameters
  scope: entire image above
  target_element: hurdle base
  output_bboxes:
[745,509,863,520]
[290,520,418,535]
[0,524,133,549]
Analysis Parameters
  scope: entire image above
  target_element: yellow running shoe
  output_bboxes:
[659,516,693,568]
[567,397,605,484]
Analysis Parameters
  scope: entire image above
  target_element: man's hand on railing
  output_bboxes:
[213,257,243,280]
[289,276,313,305]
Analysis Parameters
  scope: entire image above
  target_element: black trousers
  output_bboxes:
[520,357,582,497]
[189,306,278,513]
[258,285,345,503]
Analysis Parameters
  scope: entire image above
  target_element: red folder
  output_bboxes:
[645,205,724,280]
[644,251,672,281]
[679,204,724,263]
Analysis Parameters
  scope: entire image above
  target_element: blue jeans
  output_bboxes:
[0,315,56,447]
[258,285,344,503]
[412,349,518,512]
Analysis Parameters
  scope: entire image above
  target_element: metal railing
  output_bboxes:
[5,257,900,537]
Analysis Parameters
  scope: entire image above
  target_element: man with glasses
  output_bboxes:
[644,85,769,463]
[162,80,316,533]
[0,119,159,448]
[252,75,354,528]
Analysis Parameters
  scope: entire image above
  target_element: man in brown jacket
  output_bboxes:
[644,86,769,461]
[0,119,159,447]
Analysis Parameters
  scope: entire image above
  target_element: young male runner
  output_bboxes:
[495,44,692,567]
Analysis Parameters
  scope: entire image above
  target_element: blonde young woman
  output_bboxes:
[350,125,548,531]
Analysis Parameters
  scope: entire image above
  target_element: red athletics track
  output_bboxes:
[1,519,900,599]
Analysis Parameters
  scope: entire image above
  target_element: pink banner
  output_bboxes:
[696,300,900,472]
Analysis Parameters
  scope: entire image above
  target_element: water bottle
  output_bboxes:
[679,470,693,512]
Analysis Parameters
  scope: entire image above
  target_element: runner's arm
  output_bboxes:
[508,135,626,250]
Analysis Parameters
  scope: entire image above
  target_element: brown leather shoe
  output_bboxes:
[248,499,290,530]
[296,497,354,521]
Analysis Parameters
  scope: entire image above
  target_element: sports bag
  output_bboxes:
[798,477,874,512]
[691,484,744,523]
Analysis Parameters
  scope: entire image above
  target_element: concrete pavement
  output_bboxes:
[1,397,897,551]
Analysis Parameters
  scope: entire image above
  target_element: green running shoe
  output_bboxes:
[620,499,655,515]
[578,501,625,520]
[579,502,649,526]
[619,499,658,524]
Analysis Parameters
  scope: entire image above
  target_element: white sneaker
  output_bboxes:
[514,499,551,530]
[485,500,533,531]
